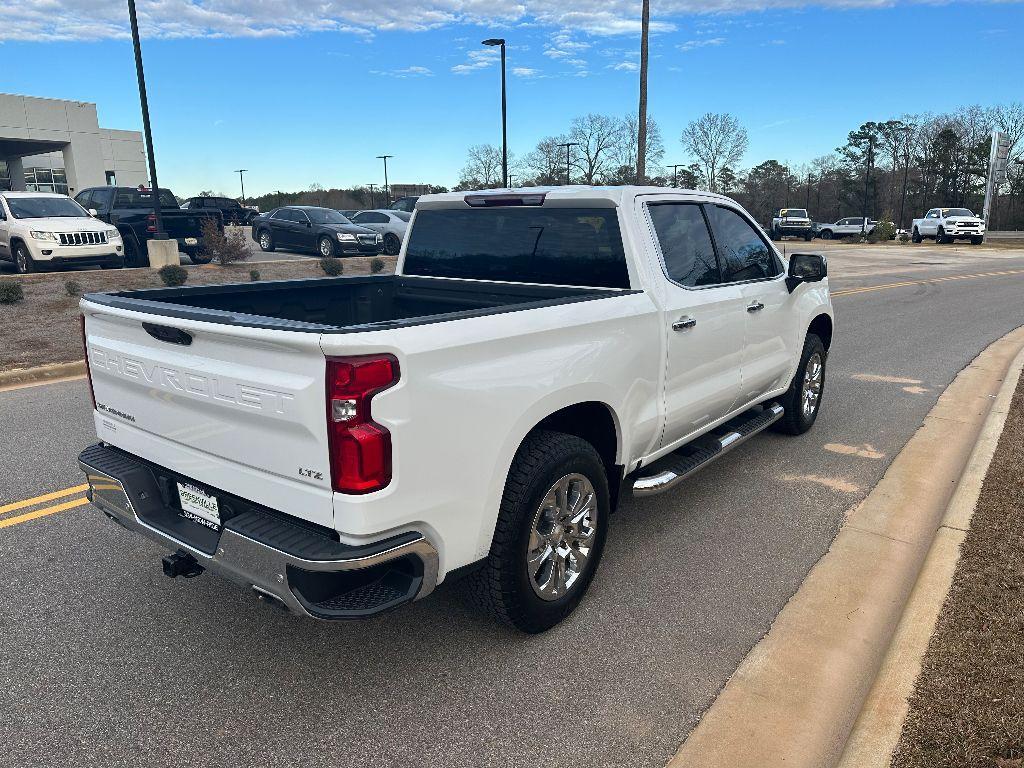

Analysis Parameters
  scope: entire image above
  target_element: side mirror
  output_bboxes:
[786,253,827,293]
[88,208,98,217]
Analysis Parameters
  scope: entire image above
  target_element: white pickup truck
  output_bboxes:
[816,216,878,240]
[770,208,815,241]
[78,186,834,633]
[911,207,985,245]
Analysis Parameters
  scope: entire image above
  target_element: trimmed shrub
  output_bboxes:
[65,280,83,297]
[249,269,261,281]
[370,256,385,274]
[319,257,344,276]
[158,264,188,287]
[0,280,24,304]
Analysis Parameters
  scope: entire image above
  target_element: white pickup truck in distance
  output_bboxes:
[78,186,834,633]
[816,217,878,240]
[911,207,985,244]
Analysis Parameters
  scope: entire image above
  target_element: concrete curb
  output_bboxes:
[0,360,86,392]
[836,339,1024,767]
[666,325,1024,768]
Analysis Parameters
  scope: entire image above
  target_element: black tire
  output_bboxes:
[383,233,401,256]
[820,230,834,240]
[13,242,36,274]
[936,227,948,244]
[468,430,610,634]
[187,249,213,265]
[912,227,922,244]
[318,236,336,258]
[773,333,827,435]
[123,238,146,267]
[971,236,984,245]
[257,228,275,252]
[803,232,813,242]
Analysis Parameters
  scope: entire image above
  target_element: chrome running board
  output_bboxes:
[632,403,784,498]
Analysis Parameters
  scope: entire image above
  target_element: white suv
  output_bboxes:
[0,192,124,273]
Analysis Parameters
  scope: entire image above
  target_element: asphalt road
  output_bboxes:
[2,244,1024,767]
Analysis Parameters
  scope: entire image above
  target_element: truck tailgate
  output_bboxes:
[82,302,335,529]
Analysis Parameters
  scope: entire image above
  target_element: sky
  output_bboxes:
[3,0,1022,197]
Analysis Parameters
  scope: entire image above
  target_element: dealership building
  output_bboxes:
[0,93,147,195]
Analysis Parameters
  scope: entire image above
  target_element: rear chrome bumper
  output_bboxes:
[79,444,439,620]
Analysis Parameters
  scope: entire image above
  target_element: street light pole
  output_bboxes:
[127,0,165,240]
[482,38,508,188]
[667,164,685,187]
[376,155,393,204]
[558,142,578,185]
[234,169,248,206]
[805,172,812,208]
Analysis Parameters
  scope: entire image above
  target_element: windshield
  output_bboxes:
[306,208,351,224]
[6,196,89,219]
[781,209,808,218]
[113,188,180,209]
[943,208,975,217]
[403,207,629,288]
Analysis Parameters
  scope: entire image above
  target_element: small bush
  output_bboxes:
[249,269,261,281]
[200,217,251,265]
[370,256,385,274]
[898,232,911,244]
[0,280,24,304]
[65,280,83,297]
[868,216,896,243]
[319,257,344,276]
[158,264,188,287]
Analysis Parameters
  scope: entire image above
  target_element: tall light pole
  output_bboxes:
[127,0,165,240]
[482,38,508,188]
[376,155,393,204]
[637,0,650,183]
[558,142,578,185]
[234,169,248,206]
[805,172,812,208]
[667,164,685,187]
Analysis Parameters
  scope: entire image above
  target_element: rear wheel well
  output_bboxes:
[808,313,833,351]
[530,402,622,508]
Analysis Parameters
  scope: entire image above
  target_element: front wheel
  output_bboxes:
[13,243,36,274]
[469,430,609,633]
[804,232,814,242]
[820,230,834,240]
[971,236,984,245]
[912,228,922,243]
[936,227,949,244]
[318,236,336,258]
[774,334,826,435]
[257,229,275,252]
[187,249,213,265]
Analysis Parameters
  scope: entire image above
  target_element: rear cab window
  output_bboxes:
[403,207,630,289]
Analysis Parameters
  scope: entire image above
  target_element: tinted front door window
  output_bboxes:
[707,205,780,283]
[648,203,720,287]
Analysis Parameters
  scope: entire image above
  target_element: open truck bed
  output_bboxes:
[83,275,625,333]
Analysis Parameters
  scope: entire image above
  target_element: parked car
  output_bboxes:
[250,206,383,257]
[911,207,985,245]
[0,191,124,273]
[349,209,410,255]
[78,186,833,633]
[75,186,222,266]
[816,217,879,240]
[770,208,814,241]
[181,196,258,226]
[388,196,419,213]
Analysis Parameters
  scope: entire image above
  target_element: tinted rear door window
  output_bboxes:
[404,207,629,288]
[707,205,780,283]
[647,203,720,287]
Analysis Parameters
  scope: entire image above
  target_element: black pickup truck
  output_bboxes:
[75,186,222,266]
[181,196,258,226]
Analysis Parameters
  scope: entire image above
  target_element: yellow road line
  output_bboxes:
[832,269,1024,297]
[0,484,89,516]
[0,496,90,529]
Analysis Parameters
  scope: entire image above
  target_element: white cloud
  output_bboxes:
[451,47,500,74]
[372,65,434,77]
[512,66,543,77]
[678,37,726,51]
[2,0,1016,42]
[609,61,639,71]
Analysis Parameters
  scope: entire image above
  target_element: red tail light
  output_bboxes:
[326,355,399,494]
[79,315,96,410]
[146,213,156,233]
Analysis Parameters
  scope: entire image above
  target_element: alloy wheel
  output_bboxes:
[802,352,824,418]
[259,232,271,250]
[320,238,333,257]
[526,473,598,601]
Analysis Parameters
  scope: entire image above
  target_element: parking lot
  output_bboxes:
[3,242,1024,767]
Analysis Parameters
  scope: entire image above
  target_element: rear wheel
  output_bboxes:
[468,430,609,633]
[912,227,922,243]
[383,233,401,256]
[13,243,36,274]
[774,333,826,435]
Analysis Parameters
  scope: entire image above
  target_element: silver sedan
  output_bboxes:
[349,210,410,256]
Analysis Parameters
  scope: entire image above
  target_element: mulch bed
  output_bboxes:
[892,374,1024,767]
[0,255,396,372]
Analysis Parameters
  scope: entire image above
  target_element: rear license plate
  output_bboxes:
[176,482,221,530]
[184,237,198,246]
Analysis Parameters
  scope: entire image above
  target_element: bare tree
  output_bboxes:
[524,136,570,185]
[569,113,624,184]
[455,144,504,190]
[615,114,664,183]
[681,112,749,193]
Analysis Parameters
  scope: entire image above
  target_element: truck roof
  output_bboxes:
[417,185,736,209]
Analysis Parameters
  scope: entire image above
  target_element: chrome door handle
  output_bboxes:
[746,301,765,313]
[672,316,697,331]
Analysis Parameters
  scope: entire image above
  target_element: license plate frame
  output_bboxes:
[176,482,221,530]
